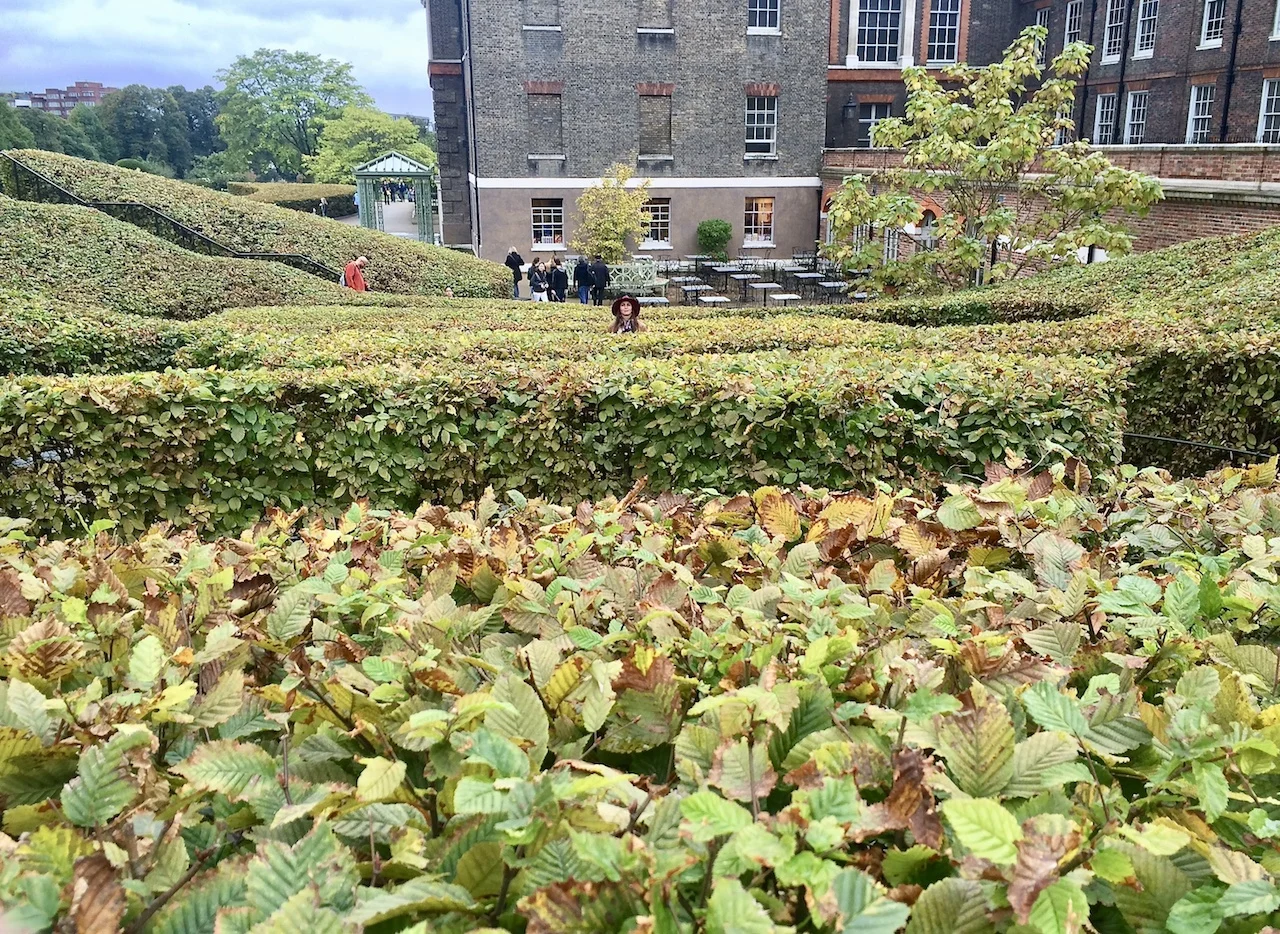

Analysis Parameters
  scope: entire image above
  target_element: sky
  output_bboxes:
[0,0,434,117]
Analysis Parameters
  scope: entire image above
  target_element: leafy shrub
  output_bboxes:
[4,150,509,297]
[697,218,732,261]
[5,463,1280,932]
[231,181,358,217]
[114,157,173,177]
[0,197,364,319]
[0,351,1122,534]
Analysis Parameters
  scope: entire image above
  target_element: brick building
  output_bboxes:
[15,82,118,117]
[425,0,828,259]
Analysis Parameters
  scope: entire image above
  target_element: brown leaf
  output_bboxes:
[754,488,802,541]
[0,568,31,618]
[909,548,951,586]
[1064,457,1092,493]
[1026,471,1055,501]
[69,853,125,934]
[8,617,85,680]
[709,738,778,803]
[856,748,943,849]
[1008,817,1080,924]
[613,651,676,695]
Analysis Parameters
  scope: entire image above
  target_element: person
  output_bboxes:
[353,189,360,213]
[590,256,610,306]
[343,256,369,292]
[444,287,455,298]
[319,196,328,217]
[610,296,644,333]
[383,182,392,205]
[505,247,525,299]
[529,260,550,302]
[574,256,593,305]
[550,257,569,302]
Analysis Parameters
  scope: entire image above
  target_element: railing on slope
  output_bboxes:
[1,153,342,283]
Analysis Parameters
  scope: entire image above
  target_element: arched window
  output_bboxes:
[920,209,938,251]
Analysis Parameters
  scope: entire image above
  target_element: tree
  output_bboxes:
[13,107,100,160]
[305,107,436,183]
[823,27,1163,293]
[570,164,651,264]
[100,86,191,175]
[69,104,117,163]
[0,105,36,150]
[216,49,372,180]
[168,85,225,159]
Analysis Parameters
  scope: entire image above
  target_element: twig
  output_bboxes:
[490,860,517,924]
[125,846,218,934]
[280,728,293,806]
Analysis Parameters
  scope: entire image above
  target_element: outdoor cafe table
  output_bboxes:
[729,272,761,300]
[710,265,741,289]
[793,271,825,297]
[749,281,783,306]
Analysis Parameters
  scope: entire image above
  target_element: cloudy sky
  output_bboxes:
[0,0,434,116]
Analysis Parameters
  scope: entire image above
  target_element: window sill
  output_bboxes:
[926,58,958,67]
[741,242,777,249]
[637,26,674,34]
[1132,48,1154,59]
[640,242,674,251]
[533,243,567,251]
[522,24,563,31]
[744,153,780,161]
[637,154,674,161]
[747,26,782,36]
[843,57,909,69]
[1197,38,1224,50]
[1100,54,1120,64]
[527,154,567,161]
[1272,32,1280,40]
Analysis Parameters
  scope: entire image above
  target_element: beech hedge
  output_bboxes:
[230,181,358,217]
[0,351,1123,534]
[3,150,509,297]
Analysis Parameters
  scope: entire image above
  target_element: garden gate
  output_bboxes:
[352,151,438,243]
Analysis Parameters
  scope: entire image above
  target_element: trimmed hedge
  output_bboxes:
[231,181,358,217]
[3,150,509,297]
[0,351,1124,534]
[0,197,366,319]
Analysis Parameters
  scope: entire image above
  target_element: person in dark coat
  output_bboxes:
[505,248,525,299]
[529,260,550,302]
[589,256,610,306]
[549,258,569,302]
[573,257,593,304]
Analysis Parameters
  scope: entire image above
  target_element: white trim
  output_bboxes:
[744,154,780,161]
[532,244,567,251]
[747,26,782,35]
[1196,39,1223,50]
[522,24,563,31]
[740,242,777,249]
[637,27,675,34]
[1132,49,1154,59]
[637,154,675,162]
[846,0,917,68]
[527,153,566,161]
[1199,0,1225,47]
[473,175,822,189]
[1259,79,1280,144]
[640,241,674,250]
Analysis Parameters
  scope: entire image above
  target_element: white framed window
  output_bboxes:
[1102,0,1125,62]
[641,198,671,247]
[1054,101,1074,145]
[883,226,901,260]
[858,101,891,146]
[744,197,775,244]
[1199,0,1225,48]
[1134,0,1158,57]
[1186,84,1214,143]
[854,0,906,64]
[1259,79,1280,143]
[1124,90,1148,144]
[1034,7,1050,65]
[1273,0,1280,39]
[927,0,962,64]
[1094,92,1116,144]
[1064,0,1083,44]
[748,0,781,32]
[531,198,564,248]
[745,96,778,156]
[919,209,938,251]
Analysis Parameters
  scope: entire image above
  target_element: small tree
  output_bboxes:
[305,107,437,183]
[697,219,733,262]
[570,164,650,263]
[823,26,1162,293]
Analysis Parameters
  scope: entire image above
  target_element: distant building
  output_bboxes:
[24,82,119,118]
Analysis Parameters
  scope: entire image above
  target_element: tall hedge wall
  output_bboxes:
[231,182,358,217]
[0,352,1124,534]
[2,150,508,297]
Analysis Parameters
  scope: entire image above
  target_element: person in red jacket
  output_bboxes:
[343,256,369,292]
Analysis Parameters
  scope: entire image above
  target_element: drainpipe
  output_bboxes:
[1109,0,1138,143]
[1077,0,1101,139]
[1219,0,1246,141]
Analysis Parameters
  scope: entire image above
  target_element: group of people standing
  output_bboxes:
[380,181,413,204]
[504,250,612,305]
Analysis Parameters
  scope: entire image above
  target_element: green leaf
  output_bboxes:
[452,776,507,815]
[61,728,152,828]
[1218,879,1280,917]
[1192,760,1229,823]
[938,494,982,531]
[1163,574,1201,627]
[831,869,909,934]
[252,888,345,934]
[1006,732,1081,797]
[149,870,247,934]
[5,680,53,743]
[1030,534,1083,591]
[1022,682,1088,735]
[935,700,1014,797]
[706,878,777,934]
[266,587,313,643]
[905,878,993,934]
[171,739,277,800]
[681,790,754,841]
[1022,622,1081,665]
[356,756,406,803]
[1166,886,1225,934]
[244,825,358,920]
[1028,879,1089,934]
[128,634,165,690]
[942,798,1023,865]
[191,669,244,729]
[346,878,478,925]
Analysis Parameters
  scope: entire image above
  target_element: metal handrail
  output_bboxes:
[1,153,342,283]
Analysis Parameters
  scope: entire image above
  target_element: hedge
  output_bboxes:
[0,196,367,319]
[2,150,509,297]
[0,351,1124,534]
[230,181,358,217]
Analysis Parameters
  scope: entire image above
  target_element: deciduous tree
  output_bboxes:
[823,27,1162,293]
[305,107,436,183]
[570,164,651,264]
